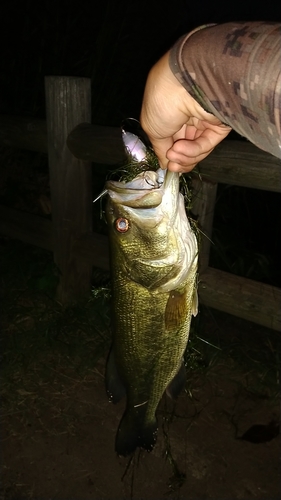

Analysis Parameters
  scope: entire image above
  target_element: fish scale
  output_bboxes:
[105,167,198,456]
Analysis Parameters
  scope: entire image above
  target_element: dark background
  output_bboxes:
[1,0,281,286]
[2,0,281,123]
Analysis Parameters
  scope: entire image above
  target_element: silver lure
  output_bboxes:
[121,130,147,162]
[93,125,148,203]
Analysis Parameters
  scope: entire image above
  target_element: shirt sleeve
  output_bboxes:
[169,22,281,159]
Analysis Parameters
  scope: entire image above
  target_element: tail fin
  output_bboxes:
[115,408,158,457]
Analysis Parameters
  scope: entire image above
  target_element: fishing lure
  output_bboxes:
[93,119,150,203]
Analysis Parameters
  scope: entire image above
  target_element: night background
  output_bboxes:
[1,1,281,499]
[1,0,281,123]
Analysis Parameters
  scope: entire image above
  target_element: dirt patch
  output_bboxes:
[1,295,280,500]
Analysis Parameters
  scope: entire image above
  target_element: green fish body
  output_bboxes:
[105,168,198,456]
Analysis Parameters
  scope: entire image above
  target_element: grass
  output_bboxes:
[0,237,111,420]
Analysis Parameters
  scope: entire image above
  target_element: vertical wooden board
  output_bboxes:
[45,76,92,303]
[191,177,218,273]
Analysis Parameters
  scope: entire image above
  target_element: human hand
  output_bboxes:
[140,52,232,172]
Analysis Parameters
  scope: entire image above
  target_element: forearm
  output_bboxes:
[170,22,281,158]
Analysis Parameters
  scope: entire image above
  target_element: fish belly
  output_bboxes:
[106,261,197,456]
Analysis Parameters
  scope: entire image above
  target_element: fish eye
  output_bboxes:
[115,217,129,233]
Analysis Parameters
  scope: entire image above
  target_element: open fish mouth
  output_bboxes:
[105,168,179,212]
[93,168,164,204]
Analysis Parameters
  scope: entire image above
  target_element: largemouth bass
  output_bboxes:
[105,167,198,456]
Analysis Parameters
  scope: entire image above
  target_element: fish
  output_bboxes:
[104,165,198,456]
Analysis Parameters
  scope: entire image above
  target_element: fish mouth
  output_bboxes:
[105,169,178,209]
[93,170,164,204]
[107,168,165,191]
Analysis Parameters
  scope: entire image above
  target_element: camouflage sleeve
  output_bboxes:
[169,22,281,158]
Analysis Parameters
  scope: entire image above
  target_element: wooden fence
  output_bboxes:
[0,76,280,331]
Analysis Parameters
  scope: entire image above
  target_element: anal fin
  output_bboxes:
[105,346,126,404]
[166,361,186,399]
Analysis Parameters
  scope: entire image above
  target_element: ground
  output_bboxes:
[0,240,280,500]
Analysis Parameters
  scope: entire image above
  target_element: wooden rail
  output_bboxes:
[0,77,280,331]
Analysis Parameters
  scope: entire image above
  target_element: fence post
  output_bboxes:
[45,76,92,304]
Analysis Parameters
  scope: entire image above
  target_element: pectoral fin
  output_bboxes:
[165,289,187,329]
[192,289,198,317]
